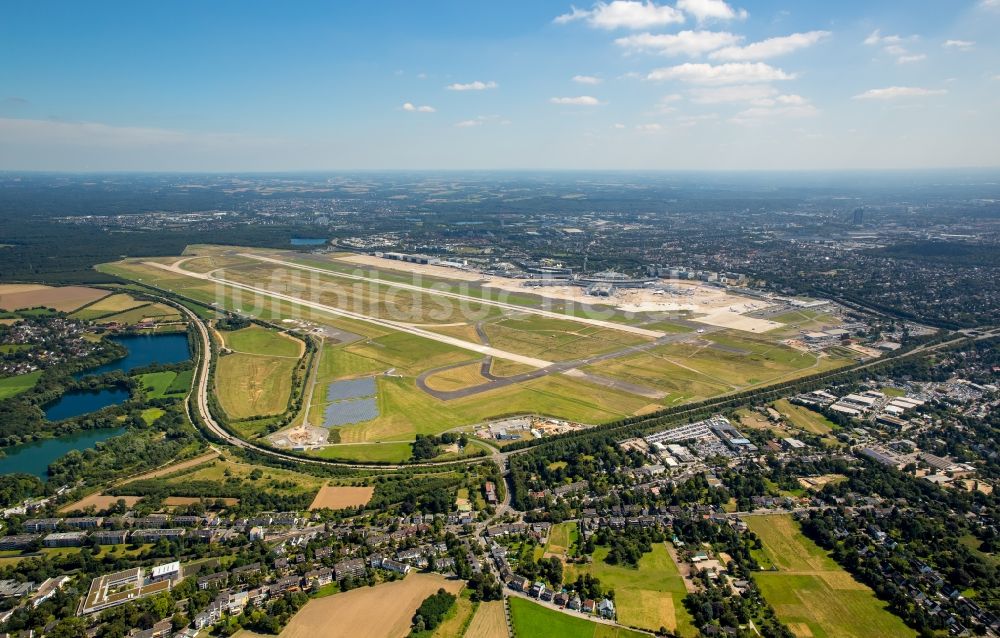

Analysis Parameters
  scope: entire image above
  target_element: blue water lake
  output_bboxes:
[43,387,131,421]
[290,238,328,246]
[0,428,125,478]
[0,333,193,477]
[76,333,190,378]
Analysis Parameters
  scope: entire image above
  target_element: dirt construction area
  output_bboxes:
[308,484,375,510]
[0,284,109,312]
[271,573,463,638]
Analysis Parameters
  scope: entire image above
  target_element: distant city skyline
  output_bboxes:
[1,0,998,171]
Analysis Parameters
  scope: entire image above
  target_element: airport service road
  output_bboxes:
[146,260,554,369]
[238,253,667,339]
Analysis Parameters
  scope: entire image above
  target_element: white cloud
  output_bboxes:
[573,75,603,84]
[852,86,947,100]
[676,0,747,22]
[709,30,830,61]
[0,117,274,150]
[647,62,795,84]
[943,39,975,50]
[554,1,684,29]
[636,123,664,132]
[864,29,924,64]
[550,96,603,105]
[615,30,742,56]
[729,102,817,125]
[613,122,627,129]
[687,84,777,104]
[446,80,498,91]
[981,0,1000,9]
[402,102,435,112]
[454,119,482,128]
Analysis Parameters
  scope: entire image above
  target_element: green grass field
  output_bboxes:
[136,370,190,399]
[746,515,915,638]
[0,370,42,400]
[565,544,696,636]
[773,399,837,435]
[215,353,297,419]
[140,407,165,425]
[544,522,577,557]
[308,442,414,463]
[508,597,647,638]
[221,324,303,358]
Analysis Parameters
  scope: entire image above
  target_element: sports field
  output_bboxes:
[564,543,695,635]
[508,597,647,638]
[746,515,915,638]
[269,573,463,638]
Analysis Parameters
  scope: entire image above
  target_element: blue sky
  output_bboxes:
[1,0,998,170]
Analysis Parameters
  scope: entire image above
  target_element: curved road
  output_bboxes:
[171,299,495,471]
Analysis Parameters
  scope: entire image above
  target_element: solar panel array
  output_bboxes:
[322,397,378,427]
[326,377,376,402]
[321,376,379,427]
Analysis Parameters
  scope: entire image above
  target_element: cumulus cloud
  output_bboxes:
[647,62,795,84]
[554,1,684,29]
[615,30,742,56]
[636,123,664,132]
[446,80,498,91]
[852,86,947,100]
[896,54,926,64]
[943,39,975,50]
[454,119,482,128]
[710,30,830,61]
[402,102,435,112]
[676,0,747,22]
[573,75,603,84]
[549,95,603,105]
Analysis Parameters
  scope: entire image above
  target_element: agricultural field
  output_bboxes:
[267,573,462,638]
[0,284,108,312]
[99,302,182,325]
[564,543,696,636]
[0,370,42,400]
[508,597,647,638]
[746,515,915,638]
[464,600,507,638]
[308,484,374,510]
[70,293,147,319]
[309,441,414,463]
[429,590,476,638]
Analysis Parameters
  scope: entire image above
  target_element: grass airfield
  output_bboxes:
[99,245,854,462]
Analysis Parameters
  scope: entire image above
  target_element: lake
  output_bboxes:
[290,238,328,246]
[0,427,125,478]
[44,387,131,421]
[77,333,191,378]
